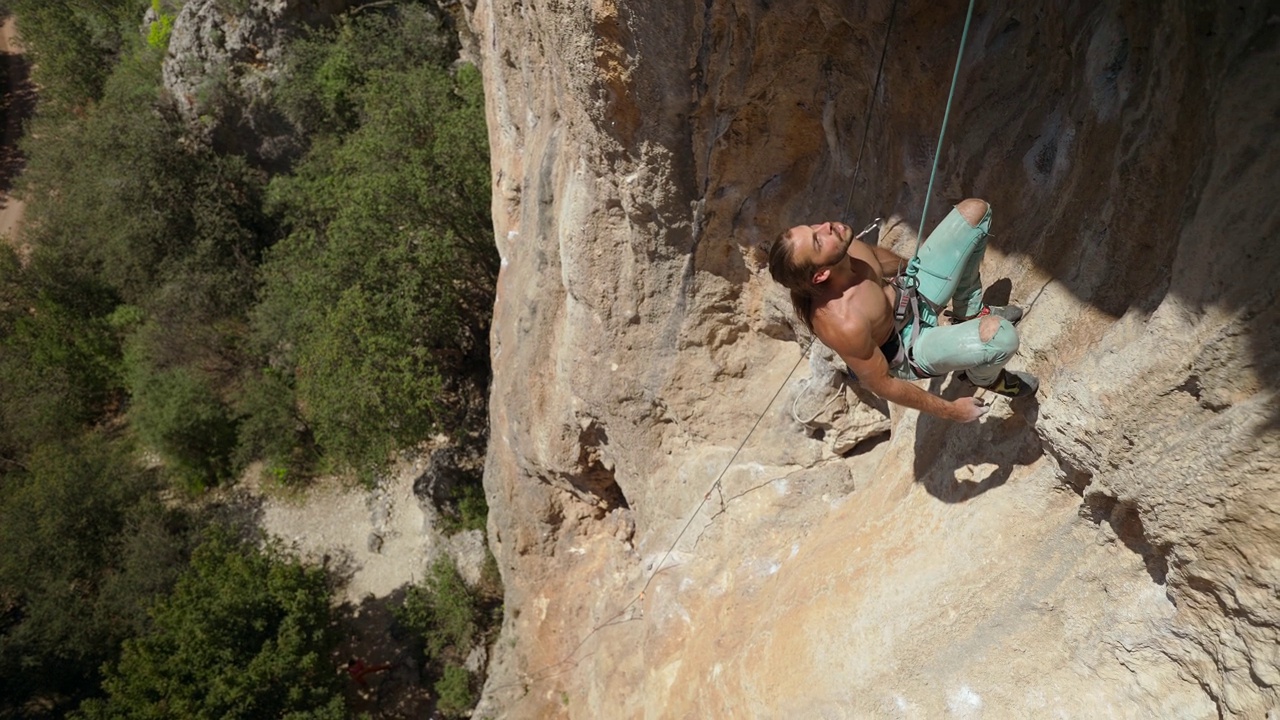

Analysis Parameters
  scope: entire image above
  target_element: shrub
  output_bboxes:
[433,663,477,719]
[5,0,142,105]
[256,58,495,474]
[145,0,174,51]
[438,480,489,535]
[0,435,187,719]
[75,529,343,720]
[125,351,237,491]
[394,554,503,719]
[397,558,481,665]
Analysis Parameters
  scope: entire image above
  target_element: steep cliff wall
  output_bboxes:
[467,1,1280,717]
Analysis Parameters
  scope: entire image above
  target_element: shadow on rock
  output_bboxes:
[981,278,1013,308]
[912,375,1044,503]
[0,29,34,192]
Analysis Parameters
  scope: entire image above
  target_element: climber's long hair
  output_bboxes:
[766,228,820,332]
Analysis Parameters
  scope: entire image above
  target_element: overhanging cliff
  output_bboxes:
[465,1,1279,716]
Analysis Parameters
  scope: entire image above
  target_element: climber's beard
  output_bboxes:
[833,221,855,256]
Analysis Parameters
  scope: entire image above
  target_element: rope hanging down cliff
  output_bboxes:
[916,0,976,249]
[792,0,980,426]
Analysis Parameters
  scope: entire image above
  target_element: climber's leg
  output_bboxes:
[906,198,990,323]
[909,312,1018,387]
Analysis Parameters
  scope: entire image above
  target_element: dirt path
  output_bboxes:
[241,458,443,718]
[0,16,31,254]
[251,460,432,607]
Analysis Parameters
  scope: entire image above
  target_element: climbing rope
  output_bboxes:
[794,0,901,430]
[581,0,906,657]
[916,0,977,245]
[632,0,978,622]
[841,0,899,221]
[791,376,844,426]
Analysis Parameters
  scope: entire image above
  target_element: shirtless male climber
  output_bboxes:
[766,198,1037,423]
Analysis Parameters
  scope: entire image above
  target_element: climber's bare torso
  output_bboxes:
[785,222,905,377]
[812,239,901,351]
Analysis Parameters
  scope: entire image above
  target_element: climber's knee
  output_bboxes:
[982,317,1019,357]
[979,314,1001,342]
[956,198,989,227]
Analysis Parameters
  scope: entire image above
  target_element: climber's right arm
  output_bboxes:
[819,314,986,423]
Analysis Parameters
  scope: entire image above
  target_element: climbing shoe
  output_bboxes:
[965,368,1039,398]
[950,304,1024,325]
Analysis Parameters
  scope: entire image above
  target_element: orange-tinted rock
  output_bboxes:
[465,1,1280,716]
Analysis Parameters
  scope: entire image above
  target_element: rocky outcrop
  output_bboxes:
[467,1,1279,717]
[160,0,355,166]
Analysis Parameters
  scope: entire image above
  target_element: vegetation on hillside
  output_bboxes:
[0,1,501,717]
[0,436,190,716]
[2,0,141,106]
[395,554,503,717]
[75,530,344,720]
[252,9,496,477]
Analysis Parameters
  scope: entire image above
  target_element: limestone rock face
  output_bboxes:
[466,0,1280,717]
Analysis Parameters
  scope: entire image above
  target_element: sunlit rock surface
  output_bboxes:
[466,1,1280,717]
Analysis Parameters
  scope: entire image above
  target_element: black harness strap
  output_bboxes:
[887,270,945,379]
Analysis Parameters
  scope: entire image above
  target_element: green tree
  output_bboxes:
[0,249,123,459]
[5,0,144,106]
[231,365,317,484]
[273,5,457,137]
[19,50,269,312]
[394,556,501,718]
[0,436,188,719]
[75,529,344,720]
[125,349,237,491]
[17,46,272,487]
[257,58,495,474]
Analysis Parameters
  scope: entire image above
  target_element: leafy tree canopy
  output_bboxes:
[19,50,269,313]
[0,256,122,457]
[0,435,188,719]
[394,555,502,719]
[75,529,343,720]
[5,0,145,106]
[0,1,499,716]
[254,7,495,474]
[273,4,458,137]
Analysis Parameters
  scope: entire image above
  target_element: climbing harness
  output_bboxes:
[809,0,976,407]
[885,268,949,379]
